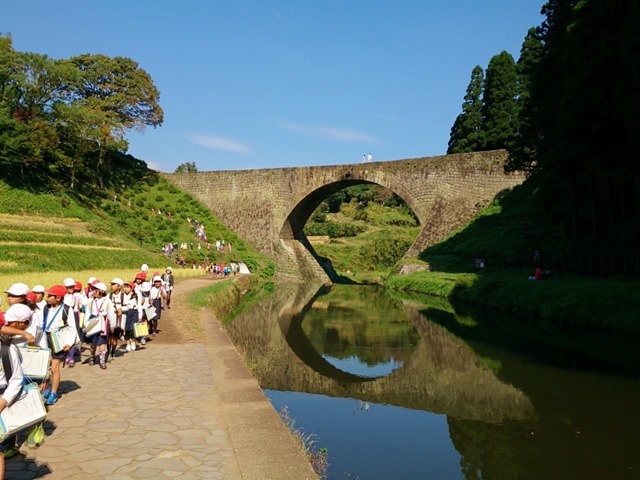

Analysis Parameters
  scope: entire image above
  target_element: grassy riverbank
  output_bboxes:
[385,182,640,334]
[387,268,640,334]
[304,182,640,334]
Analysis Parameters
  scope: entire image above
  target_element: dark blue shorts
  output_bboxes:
[46,333,67,360]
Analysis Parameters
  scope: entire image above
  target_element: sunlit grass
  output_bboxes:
[0,241,128,250]
[0,268,206,304]
[279,406,329,479]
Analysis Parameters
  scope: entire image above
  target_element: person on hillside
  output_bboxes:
[85,282,115,369]
[108,278,125,362]
[41,284,75,405]
[162,267,174,309]
[122,282,140,352]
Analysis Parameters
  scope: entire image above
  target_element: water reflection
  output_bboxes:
[302,286,419,378]
[224,283,534,423]
[223,283,640,480]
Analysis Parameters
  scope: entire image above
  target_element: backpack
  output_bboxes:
[0,339,17,383]
[42,304,70,331]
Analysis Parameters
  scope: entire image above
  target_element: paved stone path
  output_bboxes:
[5,276,317,480]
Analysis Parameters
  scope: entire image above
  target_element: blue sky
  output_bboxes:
[3,1,544,172]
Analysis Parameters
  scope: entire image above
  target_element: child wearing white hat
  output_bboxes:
[85,283,115,369]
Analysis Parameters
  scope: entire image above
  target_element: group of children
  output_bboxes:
[0,265,175,472]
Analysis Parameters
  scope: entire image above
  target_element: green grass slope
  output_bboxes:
[0,174,272,276]
[386,180,640,334]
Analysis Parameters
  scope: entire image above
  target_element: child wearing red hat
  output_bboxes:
[41,285,77,405]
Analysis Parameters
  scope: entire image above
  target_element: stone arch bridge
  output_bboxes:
[165,149,525,281]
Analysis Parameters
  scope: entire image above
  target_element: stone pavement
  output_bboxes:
[5,277,318,480]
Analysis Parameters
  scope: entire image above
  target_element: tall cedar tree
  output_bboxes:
[506,27,544,173]
[479,51,518,151]
[447,65,484,153]
[522,0,640,245]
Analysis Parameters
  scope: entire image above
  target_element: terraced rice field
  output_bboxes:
[0,213,160,274]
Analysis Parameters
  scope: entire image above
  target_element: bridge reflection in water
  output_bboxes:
[223,283,535,425]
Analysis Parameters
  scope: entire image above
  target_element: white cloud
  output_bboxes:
[188,134,252,154]
[146,161,163,171]
[276,121,380,144]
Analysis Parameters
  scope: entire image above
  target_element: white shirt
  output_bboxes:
[42,304,76,333]
[11,323,48,349]
[0,343,25,406]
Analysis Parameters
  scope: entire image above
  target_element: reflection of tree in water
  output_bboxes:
[303,285,420,366]
[448,418,523,480]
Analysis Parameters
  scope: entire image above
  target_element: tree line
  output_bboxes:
[0,34,163,191]
[448,0,639,249]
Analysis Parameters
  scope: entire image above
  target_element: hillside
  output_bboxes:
[0,173,272,276]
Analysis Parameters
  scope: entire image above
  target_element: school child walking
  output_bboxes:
[108,278,125,361]
[85,283,115,369]
[162,267,174,309]
[0,326,25,472]
[138,282,154,344]
[122,282,140,351]
[149,276,166,336]
[41,284,76,405]
[62,277,86,367]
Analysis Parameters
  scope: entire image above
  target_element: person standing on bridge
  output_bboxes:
[367,152,373,163]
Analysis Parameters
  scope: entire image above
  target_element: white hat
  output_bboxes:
[110,278,124,286]
[93,282,108,292]
[166,267,172,272]
[141,282,151,292]
[141,264,149,272]
[63,277,76,287]
[88,276,96,284]
[5,283,29,296]
[32,285,46,293]
[4,304,32,323]
[152,275,162,282]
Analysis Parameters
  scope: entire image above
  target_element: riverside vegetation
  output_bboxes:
[303,183,640,335]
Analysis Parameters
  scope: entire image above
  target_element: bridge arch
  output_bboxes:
[164,150,525,282]
[279,178,420,242]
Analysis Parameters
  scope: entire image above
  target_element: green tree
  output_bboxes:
[506,27,544,173]
[69,54,163,187]
[508,0,640,246]
[175,161,198,173]
[480,51,517,151]
[447,65,485,153]
[0,37,77,183]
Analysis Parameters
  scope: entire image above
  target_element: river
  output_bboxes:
[222,283,640,480]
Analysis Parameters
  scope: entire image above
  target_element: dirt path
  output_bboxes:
[151,274,218,345]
